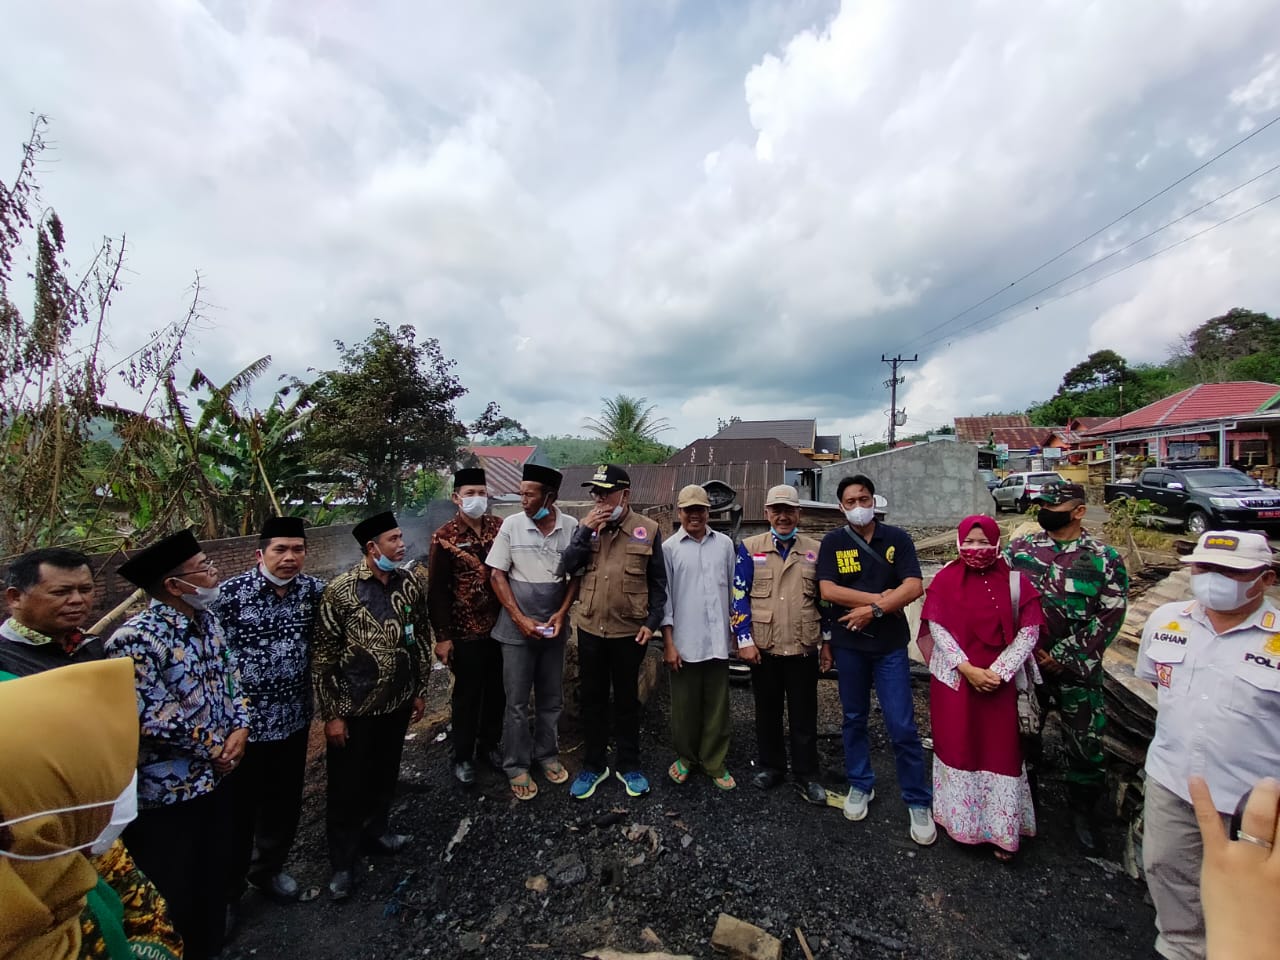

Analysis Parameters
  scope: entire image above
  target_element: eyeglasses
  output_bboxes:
[172,559,217,578]
[589,489,618,501]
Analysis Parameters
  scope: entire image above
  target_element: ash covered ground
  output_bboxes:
[226,663,1155,960]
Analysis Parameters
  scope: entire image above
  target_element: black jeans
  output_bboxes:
[578,628,649,773]
[124,783,234,960]
[450,635,505,763]
[227,727,309,896]
[325,704,412,871]
[751,650,820,778]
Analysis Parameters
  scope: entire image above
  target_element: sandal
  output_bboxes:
[711,770,737,791]
[509,773,539,801]
[993,848,1015,863]
[668,759,692,784]
[540,760,569,785]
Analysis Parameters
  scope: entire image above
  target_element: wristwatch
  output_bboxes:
[870,603,884,619]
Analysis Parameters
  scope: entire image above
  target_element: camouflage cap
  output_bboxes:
[1035,481,1087,505]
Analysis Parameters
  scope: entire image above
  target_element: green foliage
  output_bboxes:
[583,395,673,464]
[301,321,470,509]
[496,435,608,468]
[858,441,889,456]
[404,469,447,512]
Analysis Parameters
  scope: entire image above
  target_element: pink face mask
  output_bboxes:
[958,543,999,570]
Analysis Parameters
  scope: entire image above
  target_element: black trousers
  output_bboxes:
[578,628,648,773]
[751,649,820,778]
[228,727,309,896]
[326,704,412,871]
[450,635,505,764]
[124,783,234,960]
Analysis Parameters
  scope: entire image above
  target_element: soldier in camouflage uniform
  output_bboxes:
[1005,481,1128,851]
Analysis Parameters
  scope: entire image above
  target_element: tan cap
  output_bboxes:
[676,484,711,508]
[764,484,800,507]
[1181,530,1275,571]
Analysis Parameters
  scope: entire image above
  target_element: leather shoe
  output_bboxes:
[752,769,785,791]
[1072,811,1098,853]
[363,832,412,855]
[328,869,353,901]
[248,870,300,903]
[454,760,476,785]
[799,781,828,805]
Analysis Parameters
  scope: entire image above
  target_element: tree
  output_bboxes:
[1170,308,1280,385]
[716,415,742,432]
[583,394,673,463]
[1059,349,1130,393]
[302,322,480,507]
[468,400,528,444]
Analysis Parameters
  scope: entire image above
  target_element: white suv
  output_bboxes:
[992,472,1064,514]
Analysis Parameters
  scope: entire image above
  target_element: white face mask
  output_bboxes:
[176,580,220,611]
[608,505,624,522]
[0,771,138,861]
[460,495,488,519]
[845,506,876,527]
[258,563,296,587]
[1192,571,1263,612]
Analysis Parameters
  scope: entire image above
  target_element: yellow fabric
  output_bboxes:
[0,659,139,960]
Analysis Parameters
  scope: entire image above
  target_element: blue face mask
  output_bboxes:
[373,553,398,572]
[532,507,550,521]
[771,526,797,541]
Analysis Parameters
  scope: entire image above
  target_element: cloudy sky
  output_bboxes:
[3,0,1279,450]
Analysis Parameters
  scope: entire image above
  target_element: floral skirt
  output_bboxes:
[932,757,1036,853]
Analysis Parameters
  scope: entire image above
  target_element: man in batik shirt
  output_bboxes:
[107,529,251,960]
[1006,481,1128,852]
[313,511,430,901]
[427,467,505,785]
[212,516,324,906]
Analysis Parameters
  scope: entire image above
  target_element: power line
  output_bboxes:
[905,160,1280,350]
[918,188,1280,349]
[881,354,917,447]
[907,111,1280,348]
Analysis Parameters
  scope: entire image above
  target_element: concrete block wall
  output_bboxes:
[824,441,994,527]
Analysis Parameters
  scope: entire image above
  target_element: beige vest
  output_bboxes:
[575,508,661,637]
[743,531,823,655]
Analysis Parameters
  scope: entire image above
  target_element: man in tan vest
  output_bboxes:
[560,464,668,800]
[734,484,828,803]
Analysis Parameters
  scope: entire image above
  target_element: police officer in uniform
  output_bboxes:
[1138,531,1280,960]
[1005,481,1128,851]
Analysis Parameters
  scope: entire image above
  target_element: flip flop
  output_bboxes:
[540,760,569,784]
[668,759,692,784]
[509,773,539,801]
[711,770,737,791]
[993,848,1015,863]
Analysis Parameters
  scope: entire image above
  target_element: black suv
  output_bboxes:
[1105,464,1280,536]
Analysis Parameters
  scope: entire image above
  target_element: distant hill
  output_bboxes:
[472,435,609,468]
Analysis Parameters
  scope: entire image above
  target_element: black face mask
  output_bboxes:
[1037,507,1075,532]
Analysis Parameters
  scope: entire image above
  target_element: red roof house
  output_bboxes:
[1088,382,1280,434]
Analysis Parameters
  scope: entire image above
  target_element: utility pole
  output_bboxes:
[882,354,918,448]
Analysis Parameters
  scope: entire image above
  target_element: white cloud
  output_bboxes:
[1,0,1278,448]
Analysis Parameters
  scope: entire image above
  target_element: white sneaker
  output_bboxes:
[908,806,938,846]
[842,787,874,821]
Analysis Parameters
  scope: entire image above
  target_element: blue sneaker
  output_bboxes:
[569,766,610,800]
[615,770,650,797]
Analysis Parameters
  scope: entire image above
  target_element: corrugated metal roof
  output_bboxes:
[954,415,1031,443]
[472,453,524,495]
[466,444,536,463]
[712,419,816,449]
[990,426,1047,450]
[1089,381,1280,435]
[665,438,819,469]
[558,461,789,522]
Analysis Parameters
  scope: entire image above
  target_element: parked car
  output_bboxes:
[977,468,999,492]
[1103,465,1280,536]
[991,471,1065,513]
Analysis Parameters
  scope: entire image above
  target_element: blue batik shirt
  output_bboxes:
[105,602,252,807]
[211,566,325,742]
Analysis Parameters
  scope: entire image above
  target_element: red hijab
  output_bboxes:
[920,515,1043,658]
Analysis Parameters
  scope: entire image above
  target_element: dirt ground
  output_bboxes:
[225,663,1157,960]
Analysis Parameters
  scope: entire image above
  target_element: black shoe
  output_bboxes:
[248,870,300,903]
[363,832,412,856]
[328,869,353,901]
[799,781,827,805]
[1072,811,1098,853]
[482,747,504,772]
[454,760,476,785]
[752,769,785,791]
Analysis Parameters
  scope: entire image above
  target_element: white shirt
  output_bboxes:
[1137,597,1280,809]
[661,527,735,664]
[485,509,578,583]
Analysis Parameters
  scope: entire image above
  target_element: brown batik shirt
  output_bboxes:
[312,562,432,720]
[426,513,503,643]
